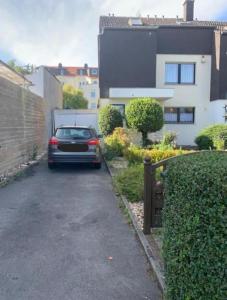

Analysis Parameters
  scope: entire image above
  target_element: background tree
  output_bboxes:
[126,98,163,146]
[99,105,123,136]
[63,84,88,109]
[7,59,34,75]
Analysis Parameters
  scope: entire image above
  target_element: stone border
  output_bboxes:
[104,157,165,293]
[0,152,46,188]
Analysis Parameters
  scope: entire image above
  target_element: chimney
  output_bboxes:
[183,0,194,22]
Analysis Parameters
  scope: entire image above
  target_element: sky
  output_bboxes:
[0,0,226,67]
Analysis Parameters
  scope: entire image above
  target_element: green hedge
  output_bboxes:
[98,105,123,136]
[195,124,227,150]
[163,152,227,300]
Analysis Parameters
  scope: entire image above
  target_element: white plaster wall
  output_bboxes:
[27,67,63,138]
[209,100,227,124]
[26,68,44,97]
[156,54,212,145]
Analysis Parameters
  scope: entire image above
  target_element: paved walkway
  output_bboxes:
[0,161,161,300]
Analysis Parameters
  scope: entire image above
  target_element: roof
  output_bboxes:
[99,16,227,33]
[46,66,99,78]
[0,60,31,86]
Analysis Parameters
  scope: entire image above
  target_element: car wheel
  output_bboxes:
[48,162,55,169]
[94,163,101,169]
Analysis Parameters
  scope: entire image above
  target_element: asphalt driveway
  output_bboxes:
[0,160,161,300]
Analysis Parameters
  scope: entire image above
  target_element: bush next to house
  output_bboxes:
[195,124,227,150]
[125,98,164,146]
[99,105,123,136]
[124,145,188,165]
[114,164,144,202]
[104,127,130,160]
[163,152,227,300]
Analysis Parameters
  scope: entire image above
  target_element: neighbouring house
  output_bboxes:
[98,0,227,145]
[26,66,63,138]
[46,64,99,110]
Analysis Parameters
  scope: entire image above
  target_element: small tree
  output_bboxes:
[63,84,88,109]
[7,59,33,75]
[99,105,123,136]
[126,98,163,146]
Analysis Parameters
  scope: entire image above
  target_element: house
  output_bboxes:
[46,64,99,110]
[26,66,63,138]
[98,0,227,145]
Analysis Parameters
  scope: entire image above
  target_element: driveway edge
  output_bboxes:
[104,158,165,293]
[0,152,46,188]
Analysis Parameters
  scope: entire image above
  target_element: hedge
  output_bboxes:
[163,152,227,300]
[98,105,123,136]
[195,124,227,150]
[123,145,189,164]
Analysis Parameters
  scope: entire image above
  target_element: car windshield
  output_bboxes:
[56,128,92,140]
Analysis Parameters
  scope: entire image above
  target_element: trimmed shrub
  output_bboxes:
[104,128,130,160]
[124,145,188,165]
[163,152,227,300]
[195,124,227,150]
[126,98,164,146]
[99,105,123,136]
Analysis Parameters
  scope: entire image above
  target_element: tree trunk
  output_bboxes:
[142,131,148,147]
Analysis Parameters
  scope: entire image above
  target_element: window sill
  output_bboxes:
[165,83,196,86]
[165,122,194,125]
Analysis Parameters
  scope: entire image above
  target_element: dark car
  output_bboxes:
[48,126,102,169]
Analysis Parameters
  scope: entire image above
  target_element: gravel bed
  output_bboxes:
[128,201,144,231]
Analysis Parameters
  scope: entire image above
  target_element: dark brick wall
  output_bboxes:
[220,34,227,99]
[157,27,214,55]
[99,28,157,98]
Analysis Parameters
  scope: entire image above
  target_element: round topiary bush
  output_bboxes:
[125,98,163,146]
[98,105,123,136]
[163,152,227,300]
[195,124,227,150]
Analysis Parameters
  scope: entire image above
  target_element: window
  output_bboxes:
[165,63,195,84]
[78,69,85,76]
[91,69,98,75]
[91,91,96,98]
[56,128,92,140]
[164,107,195,124]
[111,104,125,117]
[90,103,97,109]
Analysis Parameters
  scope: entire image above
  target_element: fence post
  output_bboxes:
[143,157,152,235]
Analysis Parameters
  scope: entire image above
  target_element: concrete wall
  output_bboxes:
[0,77,46,176]
[27,67,63,138]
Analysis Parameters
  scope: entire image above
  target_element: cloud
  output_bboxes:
[0,0,226,66]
